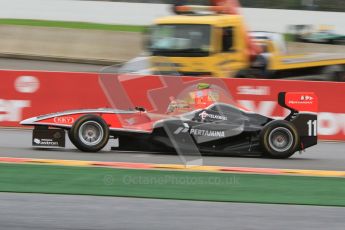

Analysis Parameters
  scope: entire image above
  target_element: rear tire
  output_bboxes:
[260,120,299,159]
[69,115,109,152]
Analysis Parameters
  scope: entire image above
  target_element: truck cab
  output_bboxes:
[148,14,250,78]
[144,2,345,81]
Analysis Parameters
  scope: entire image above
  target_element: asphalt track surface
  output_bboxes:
[0,192,344,230]
[1,129,344,171]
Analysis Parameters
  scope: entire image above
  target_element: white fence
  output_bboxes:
[0,0,345,33]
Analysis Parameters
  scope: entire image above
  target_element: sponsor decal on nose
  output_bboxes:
[53,117,75,124]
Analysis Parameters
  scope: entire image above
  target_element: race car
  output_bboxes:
[20,83,318,159]
[288,24,345,45]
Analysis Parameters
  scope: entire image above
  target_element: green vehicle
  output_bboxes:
[288,25,345,45]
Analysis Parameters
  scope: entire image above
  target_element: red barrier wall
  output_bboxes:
[1,69,344,141]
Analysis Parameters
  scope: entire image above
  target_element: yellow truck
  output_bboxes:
[146,0,345,81]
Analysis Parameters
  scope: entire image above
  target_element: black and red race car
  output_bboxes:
[20,81,318,159]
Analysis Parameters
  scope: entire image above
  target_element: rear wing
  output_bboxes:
[278,92,317,114]
[278,92,318,150]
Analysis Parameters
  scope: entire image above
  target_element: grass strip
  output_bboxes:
[0,163,344,206]
[0,19,146,32]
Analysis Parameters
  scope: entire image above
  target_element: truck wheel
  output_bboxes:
[69,115,109,152]
[323,65,345,82]
[260,120,299,159]
[334,71,345,82]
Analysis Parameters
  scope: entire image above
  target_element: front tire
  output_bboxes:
[69,115,109,152]
[260,120,299,159]
[68,129,76,146]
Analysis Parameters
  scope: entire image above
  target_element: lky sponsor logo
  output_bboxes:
[53,116,75,124]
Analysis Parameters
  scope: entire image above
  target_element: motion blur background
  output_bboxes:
[113,0,345,11]
[0,0,344,63]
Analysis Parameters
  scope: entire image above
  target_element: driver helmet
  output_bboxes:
[189,83,219,109]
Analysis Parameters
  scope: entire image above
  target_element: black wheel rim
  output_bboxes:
[268,127,294,152]
[78,121,104,146]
